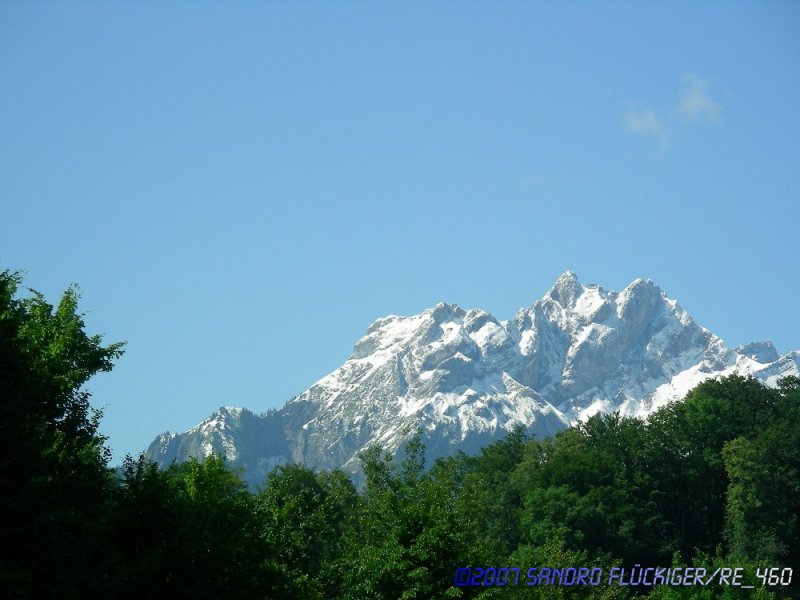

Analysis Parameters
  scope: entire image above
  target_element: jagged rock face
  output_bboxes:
[146,272,800,487]
[145,407,293,485]
[514,273,725,419]
[735,340,780,364]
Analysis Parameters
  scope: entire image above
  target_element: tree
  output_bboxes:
[0,269,124,597]
[340,432,469,600]
[641,375,782,559]
[255,463,358,598]
[722,377,800,568]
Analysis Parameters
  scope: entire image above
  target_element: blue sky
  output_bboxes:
[2,2,798,463]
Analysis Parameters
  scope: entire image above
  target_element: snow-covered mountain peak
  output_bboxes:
[614,277,673,323]
[146,273,800,487]
[545,270,584,308]
[351,312,429,360]
[570,284,611,323]
[190,406,245,432]
[428,301,465,320]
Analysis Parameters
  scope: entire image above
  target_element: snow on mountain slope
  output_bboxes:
[145,272,799,486]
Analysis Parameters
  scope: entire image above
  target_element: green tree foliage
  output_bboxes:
[644,549,777,600]
[337,432,470,599]
[456,427,529,564]
[475,539,627,600]
[165,456,265,597]
[643,375,790,560]
[0,270,123,598]
[109,455,181,596]
[255,463,359,599]
[110,453,306,598]
[722,377,800,569]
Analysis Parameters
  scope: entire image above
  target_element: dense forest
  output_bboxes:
[1,269,798,599]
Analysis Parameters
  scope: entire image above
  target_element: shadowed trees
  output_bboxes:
[0,269,123,597]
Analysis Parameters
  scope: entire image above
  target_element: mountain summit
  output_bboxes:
[146,272,799,486]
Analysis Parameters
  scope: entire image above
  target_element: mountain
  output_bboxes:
[145,272,800,487]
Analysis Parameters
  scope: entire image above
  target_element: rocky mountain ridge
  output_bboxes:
[146,272,799,486]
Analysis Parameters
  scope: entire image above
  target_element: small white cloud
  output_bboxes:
[622,74,722,145]
[677,74,721,122]
[623,106,664,139]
